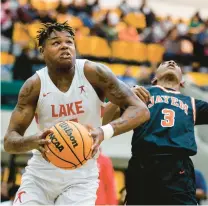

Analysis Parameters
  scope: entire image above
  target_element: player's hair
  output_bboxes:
[36,21,75,47]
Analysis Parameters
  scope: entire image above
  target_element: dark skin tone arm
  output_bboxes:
[102,102,121,125]
[103,86,151,125]
[84,61,150,155]
[4,74,52,156]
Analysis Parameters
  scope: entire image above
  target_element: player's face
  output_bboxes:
[42,30,76,69]
[156,60,182,82]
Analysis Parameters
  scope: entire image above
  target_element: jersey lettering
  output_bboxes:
[161,95,170,104]
[155,96,163,103]
[161,109,175,127]
[171,97,179,107]
[49,133,64,152]
[148,95,188,115]
[59,122,78,148]
[51,101,84,118]
[148,96,154,108]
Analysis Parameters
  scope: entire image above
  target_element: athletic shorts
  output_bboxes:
[13,154,99,205]
[125,155,197,205]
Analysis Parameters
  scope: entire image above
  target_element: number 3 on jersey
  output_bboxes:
[161,109,175,127]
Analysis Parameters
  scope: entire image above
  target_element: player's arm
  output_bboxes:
[4,75,51,154]
[102,86,151,125]
[102,102,121,125]
[194,99,208,125]
[85,61,150,136]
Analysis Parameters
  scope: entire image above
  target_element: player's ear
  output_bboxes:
[180,81,185,88]
[151,77,157,85]
[39,46,44,54]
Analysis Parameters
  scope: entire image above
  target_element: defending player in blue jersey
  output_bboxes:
[103,60,208,205]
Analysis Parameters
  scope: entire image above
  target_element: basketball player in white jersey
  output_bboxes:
[4,22,150,205]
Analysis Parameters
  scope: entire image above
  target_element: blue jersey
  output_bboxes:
[132,85,208,157]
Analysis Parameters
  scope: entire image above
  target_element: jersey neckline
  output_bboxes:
[45,66,77,95]
[153,85,181,94]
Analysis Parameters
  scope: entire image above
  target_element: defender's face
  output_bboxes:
[42,30,76,69]
[156,60,182,82]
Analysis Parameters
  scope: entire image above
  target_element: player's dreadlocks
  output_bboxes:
[36,21,75,47]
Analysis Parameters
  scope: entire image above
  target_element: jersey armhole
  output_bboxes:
[35,70,44,114]
[82,60,105,107]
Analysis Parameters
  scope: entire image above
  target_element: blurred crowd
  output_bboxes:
[1,0,208,84]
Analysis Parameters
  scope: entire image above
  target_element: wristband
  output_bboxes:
[100,124,114,140]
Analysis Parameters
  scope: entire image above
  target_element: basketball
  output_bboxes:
[45,121,93,170]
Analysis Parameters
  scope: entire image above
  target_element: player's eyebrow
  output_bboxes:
[48,37,59,40]
[48,36,72,40]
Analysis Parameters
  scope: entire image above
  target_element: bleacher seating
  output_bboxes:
[30,0,59,11]
[123,12,146,29]
[1,52,15,65]
[76,36,111,58]
[12,23,30,45]
[187,73,208,86]
[147,44,165,64]
[114,170,125,200]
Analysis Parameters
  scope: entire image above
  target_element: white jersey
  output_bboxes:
[35,59,104,131]
[14,60,100,205]
[25,59,102,177]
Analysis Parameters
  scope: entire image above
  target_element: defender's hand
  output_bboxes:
[132,85,150,104]
[91,128,104,157]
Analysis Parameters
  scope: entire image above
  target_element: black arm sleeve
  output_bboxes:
[195,99,208,125]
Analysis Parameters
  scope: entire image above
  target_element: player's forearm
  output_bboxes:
[109,103,150,136]
[4,131,33,153]
[102,102,120,125]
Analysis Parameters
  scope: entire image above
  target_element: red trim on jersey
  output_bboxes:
[153,85,181,94]
[191,97,196,124]
[14,191,26,203]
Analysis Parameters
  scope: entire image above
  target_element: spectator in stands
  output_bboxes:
[118,22,139,42]
[100,11,120,41]
[162,16,174,32]
[119,0,136,16]
[163,27,180,61]
[195,169,207,205]
[189,12,204,35]
[196,19,208,45]
[13,48,33,81]
[38,10,55,23]
[1,0,16,52]
[118,66,138,87]
[179,38,194,65]
[152,19,167,43]
[140,27,155,43]
[1,185,20,206]
[142,19,166,43]
[68,0,96,28]
[18,3,39,21]
[96,150,118,205]
[140,0,156,27]
[177,19,188,36]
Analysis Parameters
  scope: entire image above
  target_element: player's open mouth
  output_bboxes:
[60,52,71,59]
[167,65,175,69]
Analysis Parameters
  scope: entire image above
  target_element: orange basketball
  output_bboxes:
[45,121,93,170]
